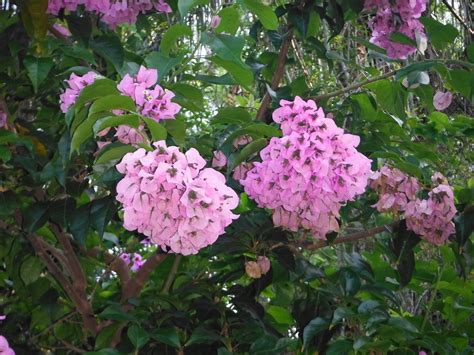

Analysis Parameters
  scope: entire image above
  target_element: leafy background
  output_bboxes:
[0,0,473,354]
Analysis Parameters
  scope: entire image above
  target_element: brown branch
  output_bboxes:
[162,255,182,294]
[308,70,397,102]
[441,0,474,35]
[256,28,294,122]
[304,222,399,251]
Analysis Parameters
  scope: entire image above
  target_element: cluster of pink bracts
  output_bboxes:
[0,316,14,355]
[240,97,372,239]
[115,142,239,255]
[370,169,456,244]
[364,0,427,59]
[47,0,171,28]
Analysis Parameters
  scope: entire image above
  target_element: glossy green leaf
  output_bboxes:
[91,35,124,71]
[231,137,267,169]
[215,6,240,35]
[153,328,181,348]
[88,95,136,116]
[178,0,208,17]
[142,117,167,141]
[23,56,53,93]
[420,17,458,50]
[240,0,278,30]
[75,79,119,108]
[160,24,193,56]
[93,114,141,135]
[95,143,137,165]
[303,317,329,348]
[128,325,149,349]
[20,256,43,285]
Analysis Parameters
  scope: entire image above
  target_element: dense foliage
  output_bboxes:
[0,0,473,354]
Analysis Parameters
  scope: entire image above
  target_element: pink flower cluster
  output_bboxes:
[368,166,420,213]
[364,0,427,59]
[59,71,98,113]
[0,110,7,128]
[118,66,181,122]
[405,177,456,245]
[0,316,14,355]
[120,252,144,272]
[370,167,457,245]
[245,256,271,279]
[116,141,239,255]
[240,97,372,239]
[47,0,171,28]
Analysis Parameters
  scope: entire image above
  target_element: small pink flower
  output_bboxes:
[419,351,427,355]
[212,151,227,169]
[0,315,5,321]
[130,253,144,272]
[210,16,221,29]
[0,111,7,128]
[0,335,14,354]
[257,256,270,274]
[51,23,71,37]
[245,261,262,279]
[433,91,452,111]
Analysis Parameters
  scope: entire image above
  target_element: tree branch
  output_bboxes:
[441,0,474,35]
[303,222,399,251]
[308,70,397,102]
[162,255,182,294]
[256,28,294,122]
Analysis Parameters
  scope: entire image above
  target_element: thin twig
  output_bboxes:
[162,255,182,294]
[256,28,294,122]
[441,0,474,35]
[303,222,399,251]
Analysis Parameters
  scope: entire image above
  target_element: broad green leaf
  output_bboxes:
[23,56,53,93]
[428,111,450,131]
[447,69,472,99]
[153,328,181,348]
[366,79,407,118]
[215,6,240,35]
[20,256,43,285]
[160,24,193,56]
[210,57,254,89]
[185,327,223,347]
[170,83,204,111]
[144,52,185,81]
[88,95,136,116]
[395,60,437,79]
[178,0,208,17]
[61,45,97,65]
[75,79,119,108]
[71,114,106,153]
[326,340,353,355]
[97,306,137,322]
[91,34,124,71]
[303,317,329,348]
[19,0,48,41]
[231,137,267,169]
[95,143,137,166]
[22,202,49,233]
[420,17,458,50]
[389,32,416,46]
[266,305,293,325]
[93,114,141,135]
[240,0,278,30]
[224,123,281,146]
[90,197,118,237]
[163,118,186,145]
[212,107,253,125]
[95,323,122,350]
[142,117,167,141]
[128,325,149,349]
[202,32,246,64]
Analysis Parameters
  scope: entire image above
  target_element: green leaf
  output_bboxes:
[185,327,223,347]
[163,118,186,145]
[303,317,329,348]
[128,325,150,349]
[90,197,118,237]
[178,0,208,17]
[95,323,122,350]
[91,35,124,71]
[23,56,53,93]
[212,107,253,125]
[88,95,136,116]
[71,114,104,153]
[395,60,437,80]
[93,114,141,135]
[447,69,472,99]
[95,143,137,166]
[98,305,136,322]
[224,123,281,146]
[202,32,246,64]
[428,111,450,131]
[19,0,48,41]
[210,57,254,89]
[75,79,119,108]
[389,32,416,46]
[215,6,240,35]
[231,137,267,169]
[153,328,181,348]
[240,0,278,30]
[390,221,421,287]
[170,83,204,112]
[420,17,458,50]
[144,52,185,81]
[266,305,293,325]
[142,117,167,141]
[160,24,193,56]
[340,268,361,296]
[20,256,43,285]
[61,45,97,65]
[326,340,353,355]
[23,202,49,233]
[367,79,407,118]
